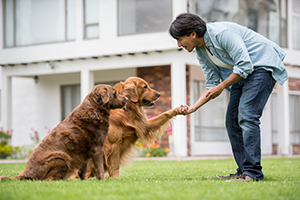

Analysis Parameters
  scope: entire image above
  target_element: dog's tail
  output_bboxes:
[0,174,29,181]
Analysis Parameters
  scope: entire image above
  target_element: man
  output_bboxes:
[169,13,288,182]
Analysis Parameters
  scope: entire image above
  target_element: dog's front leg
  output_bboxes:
[78,163,87,180]
[107,145,121,179]
[147,108,178,132]
[91,146,105,180]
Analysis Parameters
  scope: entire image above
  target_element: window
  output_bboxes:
[3,0,75,47]
[191,0,239,23]
[271,92,300,144]
[240,0,287,47]
[118,0,172,35]
[61,85,80,120]
[190,0,287,47]
[293,0,300,49]
[193,81,229,142]
[84,0,99,39]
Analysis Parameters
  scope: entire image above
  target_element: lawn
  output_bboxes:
[0,157,299,200]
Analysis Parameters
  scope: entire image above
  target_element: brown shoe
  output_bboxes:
[216,174,238,179]
[226,174,254,182]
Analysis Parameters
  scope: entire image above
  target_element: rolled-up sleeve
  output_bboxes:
[216,30,254,78]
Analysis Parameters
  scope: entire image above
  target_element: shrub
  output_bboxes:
[0,127,13,144]
[137,139,170,157]
[0,127,13,158]
[141,147,169,157]
[3,126,52,159]
[7,127,44,159]
[0,143,13,158]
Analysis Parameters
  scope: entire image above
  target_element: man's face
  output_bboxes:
[176,31,203,52]
[176,34,195,52]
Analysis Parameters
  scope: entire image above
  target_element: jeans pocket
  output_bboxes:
[268,77,276,92]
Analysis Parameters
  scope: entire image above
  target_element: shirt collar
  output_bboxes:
[203,31,213,47]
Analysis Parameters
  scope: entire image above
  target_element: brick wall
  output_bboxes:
[272,144,277,155]
[289,78,300,91]
[293,145,300,155]
[273,144,300,155]
[137,65,172,148]
[137,65,172,115]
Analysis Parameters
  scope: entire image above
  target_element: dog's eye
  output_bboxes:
[143,85,148,89]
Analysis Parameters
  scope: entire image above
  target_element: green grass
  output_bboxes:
[0,157,299,200]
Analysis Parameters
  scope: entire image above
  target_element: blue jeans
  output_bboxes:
[226,69,276,180]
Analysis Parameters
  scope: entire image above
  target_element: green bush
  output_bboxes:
[0,127,13,158]
[0,127,45,159]
[139,147,169,157]
[148,148,168,157]
[136,139,170,157]
[0,143,13,157]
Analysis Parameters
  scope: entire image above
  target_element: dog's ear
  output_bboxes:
[99,86,110,104]
[124,83,138,102]
[114,81,124,94]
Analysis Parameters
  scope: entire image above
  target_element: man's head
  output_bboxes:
[169,13,207,40]
[169,13,207,52]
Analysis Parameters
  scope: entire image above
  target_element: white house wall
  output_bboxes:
[1,0,300,157]
[11,73,78,145]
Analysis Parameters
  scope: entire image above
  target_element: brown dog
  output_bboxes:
[0,85,127,181]
[85,77,183,179]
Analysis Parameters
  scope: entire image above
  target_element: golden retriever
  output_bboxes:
[85,77,184,179]
[0,85,127,181]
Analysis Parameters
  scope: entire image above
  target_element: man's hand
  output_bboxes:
[175,105,190,115]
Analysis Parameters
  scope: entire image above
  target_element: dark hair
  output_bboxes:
[169,13,207,39]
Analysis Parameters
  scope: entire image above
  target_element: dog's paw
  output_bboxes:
[174,105,190,115]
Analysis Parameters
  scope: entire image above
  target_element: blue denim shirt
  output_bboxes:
[195,22,288,90]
